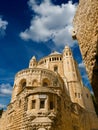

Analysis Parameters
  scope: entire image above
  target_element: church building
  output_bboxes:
[0,46,98,130]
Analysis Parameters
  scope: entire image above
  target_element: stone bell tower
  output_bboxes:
[62,46,85,107]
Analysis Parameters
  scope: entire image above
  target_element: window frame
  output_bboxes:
[32,100,36,109]
[40,99,45,109]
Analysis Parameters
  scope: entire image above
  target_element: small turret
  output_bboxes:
[29,56,37,68]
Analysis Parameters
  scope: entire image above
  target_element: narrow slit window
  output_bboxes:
[86,94,89,98]
[54,66,58,72]
[40,100,45,109]
[32,100,36,109]
[52,57,54,61]
[75,92,77,98]
[50,101,54,110]
[78,93,80,98]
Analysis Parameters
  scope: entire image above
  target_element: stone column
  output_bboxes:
[28,98,31,110]
[36,96,40,111]
[45,96,49,111]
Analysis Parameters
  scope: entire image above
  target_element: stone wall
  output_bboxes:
[1,87,97,130]
[73,0,98,104]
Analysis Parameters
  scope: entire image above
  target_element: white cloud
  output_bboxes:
[78,62,87,80]
[20,0,77,47]
[0,104,6,109]
[0,83,12,95]
[0,17,8,37]
[78,62,85,69]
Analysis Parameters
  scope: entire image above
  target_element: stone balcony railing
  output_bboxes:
[15,68,57,80]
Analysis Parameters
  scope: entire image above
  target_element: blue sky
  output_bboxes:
[0,0,92,109]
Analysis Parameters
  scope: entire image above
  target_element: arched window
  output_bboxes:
[75,92,77,98]
[86,93,89,98]
[43,82,48,87]
[42,78,50,87]
[18,79,26,93]
[52,57,54,61]
[49,58,51,61]
[22,81,26,88]
[54,65,58,72]
[20,79,26,88]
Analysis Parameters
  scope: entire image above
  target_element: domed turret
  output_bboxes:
[29,56,37,68]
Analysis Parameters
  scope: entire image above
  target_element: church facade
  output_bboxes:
[0,46,98,130]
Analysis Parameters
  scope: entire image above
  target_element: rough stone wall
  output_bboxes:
[0,89,78,130]
[1,88,96,130]
[73,0,98,103]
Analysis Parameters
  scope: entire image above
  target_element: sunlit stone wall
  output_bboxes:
[73,0,98,103]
